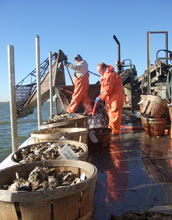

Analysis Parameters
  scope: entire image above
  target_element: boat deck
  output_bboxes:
[1,130,172,219]
[91,130,172,219]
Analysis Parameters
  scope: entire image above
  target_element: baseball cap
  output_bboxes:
[74,54,82,60]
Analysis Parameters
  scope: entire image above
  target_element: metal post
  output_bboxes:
[8,45,18,153]
[49,51,53,118]
[147,32,151,94]
[113,35,121,73]
[36,35,42,130]
[165,32,168,64]
[129,60,134,113]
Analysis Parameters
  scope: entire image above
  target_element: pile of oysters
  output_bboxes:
[2,166,86,192]
[13,142,84,164]
[42,113,77,125]
[109,211,172,220]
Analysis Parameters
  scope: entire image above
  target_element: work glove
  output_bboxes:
[95,97,101,102]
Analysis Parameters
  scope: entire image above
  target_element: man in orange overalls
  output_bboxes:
[96,62,125,135]
[65,55,93,115]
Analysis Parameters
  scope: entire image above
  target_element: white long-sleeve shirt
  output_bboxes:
[66,60,88,78]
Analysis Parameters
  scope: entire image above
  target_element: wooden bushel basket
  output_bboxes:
[168,106,172,139]
[11,140,88,164]
[88,128,112,149]
[139,95,167,118]
[0,160,97,220]
[40,114,88,130]
[31,127,88,144]
[141,115,167,136]
[169,106,172,121]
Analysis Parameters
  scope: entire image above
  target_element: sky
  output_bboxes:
[0,0,172,101]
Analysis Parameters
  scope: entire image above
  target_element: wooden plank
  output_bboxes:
[77,208,93,220]
[53,193,80,220]
[20,200,51,220]
[79,184,95,217]
[0,201,18,220]
[59,84,100,101]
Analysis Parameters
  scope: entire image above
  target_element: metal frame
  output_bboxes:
[147,31,168,94]
[113,35,121,73]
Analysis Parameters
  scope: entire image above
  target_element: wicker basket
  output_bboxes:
[139,95,167,118]
[168,106,172,139]
[0,160,97,220]
[31,127,88,144]
[168,106,172,121]
[12,140,88,164]
[141,115,167,136]
[40,114,88,130]
[88,128,112,149]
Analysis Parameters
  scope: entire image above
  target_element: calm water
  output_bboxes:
[0,102,52,162]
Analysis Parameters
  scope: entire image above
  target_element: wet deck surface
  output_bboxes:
[90,130,172,220]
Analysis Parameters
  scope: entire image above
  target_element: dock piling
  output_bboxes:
[36,35,42,130]
[8,45,18,153]
[49,51,53,118]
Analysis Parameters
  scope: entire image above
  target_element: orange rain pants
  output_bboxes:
[99,65,125,135]
[67,73,93,115]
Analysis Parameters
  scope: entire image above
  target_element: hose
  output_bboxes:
[120,125,144,130]
[92,102,98,117]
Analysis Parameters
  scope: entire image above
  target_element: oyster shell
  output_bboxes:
[42,113,78,125]
[14,142,84,164]
[1,166,87,192]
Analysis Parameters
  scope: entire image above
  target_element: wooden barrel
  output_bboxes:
[11,140,88,164]
[31,127,88,144]
[40,114,88,130]
[88,128,112,149]
[168,106,172,121]
[139,95,167,118]
[0,160,97,220]
[168,106,172,139]
[141,115,167,136]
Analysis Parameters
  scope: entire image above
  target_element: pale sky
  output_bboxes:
[0,0,172,101]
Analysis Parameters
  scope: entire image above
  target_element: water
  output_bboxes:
[0,102,52,162]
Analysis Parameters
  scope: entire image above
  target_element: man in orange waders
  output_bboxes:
[96,63,125,135]
[65,55,93,115]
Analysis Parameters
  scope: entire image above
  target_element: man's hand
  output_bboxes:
[95,97,101,102]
